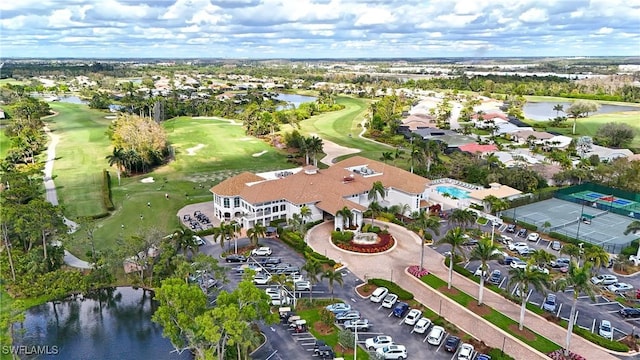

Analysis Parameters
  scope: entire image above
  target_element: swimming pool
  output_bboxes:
[435,186,470,199]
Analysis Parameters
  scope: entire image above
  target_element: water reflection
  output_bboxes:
[12,287,192,360]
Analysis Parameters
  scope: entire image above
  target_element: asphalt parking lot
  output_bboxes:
[433,221,640,344]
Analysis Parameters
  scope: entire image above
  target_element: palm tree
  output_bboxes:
[419,139,441,173]
[213,222,237,252]
[321,268,344,300]
[448,209,477,230]
[393,147,404,165]
[106,147,126,185]
[246,223,266,247]
[380,152,393,164]
[436,227,467,289]
[367,201,383,225]
[302,260,322,301]
[412,210,441,270]
[368,181,386,204]
[553,261,595,356]
[172,228,197,255]
[553,104,564,117]
[336,206,353,230]
[583,246,609,274]
[307,136,323,167]
[483,195,509,215]
[508,265,549,330]
[624,221,640,235]
[484,152,501,169]
[529,249,556,268]
[470,238,502,305]
[299,205,312,226]
[560,243,582,263]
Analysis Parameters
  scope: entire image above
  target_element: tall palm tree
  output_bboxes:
[367,201,383,225]
[529,249,556,268]
[436,227,467,289]
[336,206,353,230]
[412,210,441,270]
[484,152,501,169]
[583,246,609,274]
[302,260,322,301]
[448,209,477,230]
[368,181,386,204]
[553,104,564,117]
[321,268,344,300]
[508,265,549,330]
[554,261,595,356]
[213,222,236,252]
[247,223,266,247]
[419,139,441,173]
[470,238,502,305]
[306,136,323,167]
[624,221,640,235]
[106,147,126,185]
[299,205,312,223]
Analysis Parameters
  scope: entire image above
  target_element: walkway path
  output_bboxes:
[307,221,621,360]
[317,138,361,166]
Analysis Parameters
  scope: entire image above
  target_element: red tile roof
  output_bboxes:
[458,144,499,154]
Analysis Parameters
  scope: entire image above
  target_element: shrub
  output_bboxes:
[516,220,537,231]
[408,265,429,278]
[572,327,629,352]
[334,234,394,253]
[367,278,414,300]
[102,169,115,211]
[280,230,307,253]
[331,231,354,244]
[90,212,110,220]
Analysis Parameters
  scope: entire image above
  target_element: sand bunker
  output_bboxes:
[141,177,154,183]
[186,144,205,156]
[252,150,268,157]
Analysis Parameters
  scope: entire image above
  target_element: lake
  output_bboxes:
[11,287,192,360]
[275,93,317,109]
[523,101,640,121]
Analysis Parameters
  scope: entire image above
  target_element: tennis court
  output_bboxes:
[570,190,639,213]
[503,198,638,253]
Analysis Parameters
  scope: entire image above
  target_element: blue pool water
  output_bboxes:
[614,199,632,206]
[436,186,470,199]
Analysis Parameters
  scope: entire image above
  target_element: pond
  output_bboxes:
[523,101,640,121]
[12,287,192,360]
[275,93,317,109]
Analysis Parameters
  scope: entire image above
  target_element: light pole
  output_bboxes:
[354,320,358,360]
[420,235,426,271]
[490,221,496,245]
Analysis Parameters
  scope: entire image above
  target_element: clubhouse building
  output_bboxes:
[210,156,431,230]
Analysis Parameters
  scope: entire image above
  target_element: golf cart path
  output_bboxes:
[42,113,90,269]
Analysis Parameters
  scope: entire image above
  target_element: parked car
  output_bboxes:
[476,354,492,360]
[225,254,247,263]
[392,302,409,318]
[516,229,528,238]
[527,232,540,242]
[336,310,361,323]
[511,241,528,251]
[619,307,640,318]
[530,265,550,274]
[551,241,562,251]
[550,258,570,268]
[458,343,475,360]
[193,235,206,246]
[506,224,516,233]
[510,259,527,269]
[516,246,531,256]
[287,273,304,283]
[427,326,445,346]
[413,317,431,334]
[294,281,312,291]
[606,283,634,294]
[314,345,335,359]
[444,336,461,352]
[381,293,398,309]
[474,265,489,277]
[253,274,272,285]
[500,256,519,265]
[404,309,422,325]
[365,335,393,350]
[251,247,272,256]
[462,237,479,246]
[375,344,407,360]
[543,294,557,312]
[260,257,281,266]
[599,320,613,339]
[344,319,370,332]
[370,287,389,303]
[326,302,351,314]
[591,274,618,286]
[488,270,502,285]
[500,234,513,243]
[275,266,300,275]
[265,287,280,297]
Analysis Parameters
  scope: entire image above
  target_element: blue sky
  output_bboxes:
[1,0,639,59]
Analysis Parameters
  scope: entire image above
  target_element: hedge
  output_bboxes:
[331,231,354,243]
[102,169,115,211]
[548,232,598,250]
[573,325,629,352]
[367,278,414,301]
[516,220,538,231]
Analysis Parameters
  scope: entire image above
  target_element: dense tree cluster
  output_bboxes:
[595,123,636,148]
[553,157,640,192]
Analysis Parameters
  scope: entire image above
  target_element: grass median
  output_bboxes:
[421,274,561,354]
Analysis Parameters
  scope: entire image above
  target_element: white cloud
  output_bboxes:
[519,8,548,23]
[596,27,614,35]
[354,7,396,26]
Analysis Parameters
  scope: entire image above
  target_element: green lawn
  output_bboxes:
[283,96,392,161]
[0,129,10,159]
[0,78,27,86]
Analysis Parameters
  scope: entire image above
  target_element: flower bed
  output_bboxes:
[334,233,395,253]
[547,349,586,360]
[408,265,429,278]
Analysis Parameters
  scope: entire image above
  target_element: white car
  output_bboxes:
[606,282,634,294]
[253,274,272,285]
[473,265,489,277]
[427,326,445,345]
[381,293,398,309]
[530,265,550,275]
[599,320,613,339]
[527,232,540,242]
[404,309,422,325]
[376,344,407,360]
[591,274,618,286]
[288,274,304,283]
[510,259,527,269]
[251,247,272,256]
[192,235,206,246]
[413,317,431,334]
[365,335,393,350]
[516,246,531,256]
[370,287,389,303]
[458,343,475,360]
[294,281,312,291]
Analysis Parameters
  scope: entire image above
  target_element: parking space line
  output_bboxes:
[591,319,596,333]
[435,333,448,352]
[556,304,562,317]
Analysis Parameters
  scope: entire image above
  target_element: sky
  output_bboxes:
[1,0,639,59]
